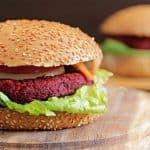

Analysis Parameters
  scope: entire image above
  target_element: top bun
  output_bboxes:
[0,20,102,67]
[100,5,150,37]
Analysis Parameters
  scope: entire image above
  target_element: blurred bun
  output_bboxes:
[102,55,150,77]
[100,5,150,37]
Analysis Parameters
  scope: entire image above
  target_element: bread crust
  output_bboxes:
[0,20,102,67]
[0,108,99,130]
[100,5,150,37]
[102,55,150,77]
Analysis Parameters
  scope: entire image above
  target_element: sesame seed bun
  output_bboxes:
[100,5,150,37]
[0,20,102,130]
[0,108,99,130]
[0,19,102,67]
[102,55,150,77]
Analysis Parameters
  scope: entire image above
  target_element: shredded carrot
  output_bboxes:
[91,60,97,75]
[73,62,93,80]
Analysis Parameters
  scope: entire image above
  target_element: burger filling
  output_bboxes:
[101,38,150,57]
[113,36,150,50]
[0,73,93,103]
[0,63,112,116]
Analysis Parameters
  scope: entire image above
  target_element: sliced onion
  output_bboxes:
[0,66,65,80]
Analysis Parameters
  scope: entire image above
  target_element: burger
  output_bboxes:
[99,5,150,77]
[0,20,111,130]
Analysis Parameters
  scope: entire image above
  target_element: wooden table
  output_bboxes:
[0,87,150,150]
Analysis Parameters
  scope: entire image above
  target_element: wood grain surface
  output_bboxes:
[107,76,150,91]
[0,87,149,150]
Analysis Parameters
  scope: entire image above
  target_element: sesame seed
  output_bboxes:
[22,53,27,56]
[41,120,45,123]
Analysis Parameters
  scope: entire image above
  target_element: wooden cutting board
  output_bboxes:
[107,76,150,91]
[0,87,150,150]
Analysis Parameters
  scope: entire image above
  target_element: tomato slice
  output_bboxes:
[0,66,61,74]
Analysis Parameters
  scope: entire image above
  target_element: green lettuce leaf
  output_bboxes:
[101,39,150,57]
[0,69,112,116]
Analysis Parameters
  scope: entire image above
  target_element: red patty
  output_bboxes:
[0,73,93,103]
[113,36,150,49]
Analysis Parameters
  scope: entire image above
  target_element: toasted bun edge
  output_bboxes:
[0,108,99,130]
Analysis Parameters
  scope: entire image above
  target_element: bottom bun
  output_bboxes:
[0,108,99,130]
[102,55,150,77]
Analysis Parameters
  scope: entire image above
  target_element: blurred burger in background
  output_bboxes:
[99,5,150,90]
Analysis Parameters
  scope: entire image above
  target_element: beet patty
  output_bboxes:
[0,73,93,103]
[113,36,150,49]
